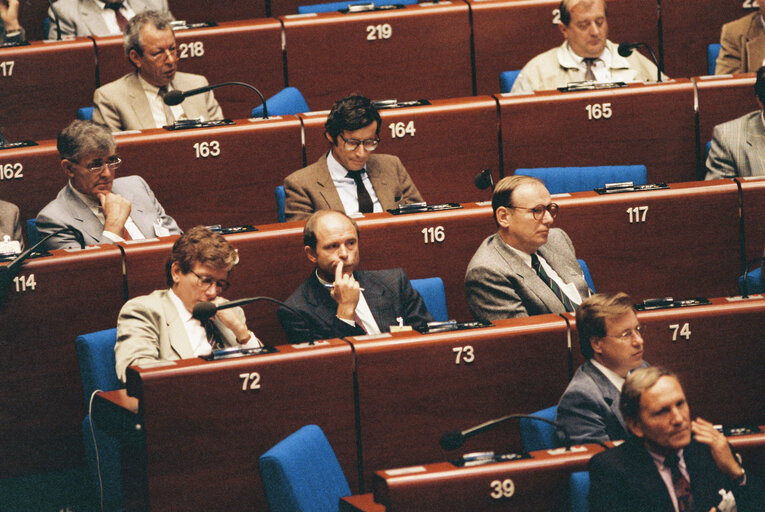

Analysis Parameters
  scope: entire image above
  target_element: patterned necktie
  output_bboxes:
[347,171,373,213]
[204,320,222,350]
[105,2,128,32]
[157,86,176,126]
[530,253,577,312]
[664,452,693,512]
[584,58,596,81]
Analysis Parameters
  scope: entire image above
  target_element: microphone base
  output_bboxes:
[164,119,235,131]
[452,451,529,467]
[200,345,278,361]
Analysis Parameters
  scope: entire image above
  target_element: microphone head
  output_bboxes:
[192,301,217,321]
[617,42,634,57]
[474,168,494,190]
[440,430,466,451]
[163,90,185,106]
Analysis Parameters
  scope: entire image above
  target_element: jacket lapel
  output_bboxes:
[160,290,196,359]
[313,154,346,211]
[582,360,625,428]
[366,156,394,210]
[125,73,158,129]
[79,0,111,36]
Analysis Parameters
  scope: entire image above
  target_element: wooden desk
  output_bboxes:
[738,177,765,268]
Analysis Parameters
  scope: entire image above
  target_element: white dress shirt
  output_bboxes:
[507,244,583,305]
[137,75,188,128]
[326,151,383,215]
[68,181,145,242]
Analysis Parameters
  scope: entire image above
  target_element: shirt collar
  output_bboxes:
[590,358,627,390]
[558,40,626,70]
[67,181,101,210]
[505,242,533,267]
[647,445,686,468]
[326,149,367,180]
[137,73,171,96]
[168,287,195,322]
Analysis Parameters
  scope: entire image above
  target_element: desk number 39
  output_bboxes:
[490,478,515,499]
[239,372,261,391]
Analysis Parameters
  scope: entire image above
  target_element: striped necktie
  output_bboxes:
[531,253,577,312]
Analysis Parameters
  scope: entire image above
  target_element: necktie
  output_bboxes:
[664,453,693,512]
[531,253,577,312]
[157,86,176,126]
[204,319,222,350]
[584,58,596,81]
[353,311,368,334]
[347,171,373,213]
[122,226,132,241]
[105,2,128,32]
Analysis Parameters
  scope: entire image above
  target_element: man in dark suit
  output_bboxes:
[589,367,762,512]
[278,209,433,344]
[465,175,591,321]
[556,292,649,445]
[283,95,423,221]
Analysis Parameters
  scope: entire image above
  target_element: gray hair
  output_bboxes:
[123,10,174,58]
[57,120,115,162]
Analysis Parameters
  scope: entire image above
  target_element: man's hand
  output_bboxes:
[332,260,360,322]
[99,192,132,236]
[691,417,744,481]
[0,1,22,33]
[211,297,251,343]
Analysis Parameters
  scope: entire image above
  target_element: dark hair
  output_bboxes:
[57,120,115,162]
[324,95,382,143]
[165,226,239,286]
[575,292,635,358]
[620,366,677,421]
[755,66,765,105]
[303,210,359,250]
[559,0,607,27]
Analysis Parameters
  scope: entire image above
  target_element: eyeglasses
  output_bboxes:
[338,133,380,152]
[604,324,645,342]
[72,155,122,174]
[190,270,230,292]
[507,203,559,220]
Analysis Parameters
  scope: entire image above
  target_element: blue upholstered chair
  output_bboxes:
[298,0,416,14]
[75,328,124,511]
[77,107,94,121]
[578,259,596,292]
[519,405,558,452]
[738,266,764,295]
[708,43,721,75]
[410,277,448,322]
[569,471,590,512]
[25,218,40,247]
[499,70,521,93]
[275,185,286,223]
[259,424,351,512]
[251,87,310,118]
[514,165,647,195]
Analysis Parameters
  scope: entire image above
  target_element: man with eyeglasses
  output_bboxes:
[46,0,169,40]
[283,94,423,221]
[465,175,591,321]
[37,120,181,250]
[92,11,222,132]
[556,292,649,445]
[115,226,262,382]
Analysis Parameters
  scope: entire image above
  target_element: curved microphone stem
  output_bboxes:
[46,0,63,40]
[440,413,572,452]
[207,82,268,119]
[740,256,765,298]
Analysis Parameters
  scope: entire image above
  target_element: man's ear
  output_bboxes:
[128,49,142,70]
[625,417,643,438]
[60,159,75,179]
[495,206,511,228]
[558,21,568,39]
[590,337,604,356]
[304,245,318,265]
[170,261,182,284]
[324,131,335,145]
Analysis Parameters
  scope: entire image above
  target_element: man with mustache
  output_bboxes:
[92,11,222,132]
[36,120,181,250]
[465,175,591,321]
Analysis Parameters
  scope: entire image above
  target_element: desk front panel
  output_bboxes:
[300,96,501,206]
[171,1,269,23]
[352,316,571,490]
[0,246,125,476]
[126,339,357,511]
[498,80,698,184]
[739,177,765,267]
[281,3,473,110]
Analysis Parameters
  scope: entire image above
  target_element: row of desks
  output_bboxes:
[2,177,765,478]
[1,0,754,140]
[2,76,759,231]
[95,298,765,510]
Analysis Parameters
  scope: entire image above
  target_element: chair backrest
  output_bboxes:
[577,259,596,293]
[514,165,647,195]
[25,218,40,247]
[708,43,721,75]
[499,70,521,93]
[251,87,310,118]
[738,266,764,295]
[275,185,286,223]
[519,405,558,452]
[259,424,350,512]
[298,0,416,14]
[75,328,122,406]
[77,107,94,121]
[410,277,448,322]
[569,471,590,512]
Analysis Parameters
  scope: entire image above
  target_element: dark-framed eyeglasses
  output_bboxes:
[190,270,230,292]
[338,133,380,152]
[507,202,559,220]
[72,155,122,174]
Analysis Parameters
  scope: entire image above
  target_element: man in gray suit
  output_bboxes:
[283,95,423,221]
[1,0,25,44]
[47,0,169,39]
[93,11,222,132]
[465,175,590,321]
[36,120,181,250]
[115,226,262,382]
[556,292,648,445]
[706,65,765,179]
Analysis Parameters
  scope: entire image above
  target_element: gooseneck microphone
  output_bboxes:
[439,413,572,451]
[46,0,63,40]
[163,81,268,118]
[473,168,495,192]
[192,296,303,322]
[617,41,662,83]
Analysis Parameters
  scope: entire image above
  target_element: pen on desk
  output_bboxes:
[324,283,365,291]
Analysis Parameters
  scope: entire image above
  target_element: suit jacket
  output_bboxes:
[706,110,765,179]
[277,268,434,344]
[47,0,170,39]
[283,153,424,221]
[589,437,763,512]
[716,11,765,75]
[115,289,246,382]
[556,360,650,445]
[511,40,662,93]
[36,175,181,250]
[0,200,23,250]
[92,71,223,132]
[0,20,25,44]
[465,229,591,321]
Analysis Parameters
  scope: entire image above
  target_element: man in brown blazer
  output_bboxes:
[716,2,765,75]
[283,95,423,221]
